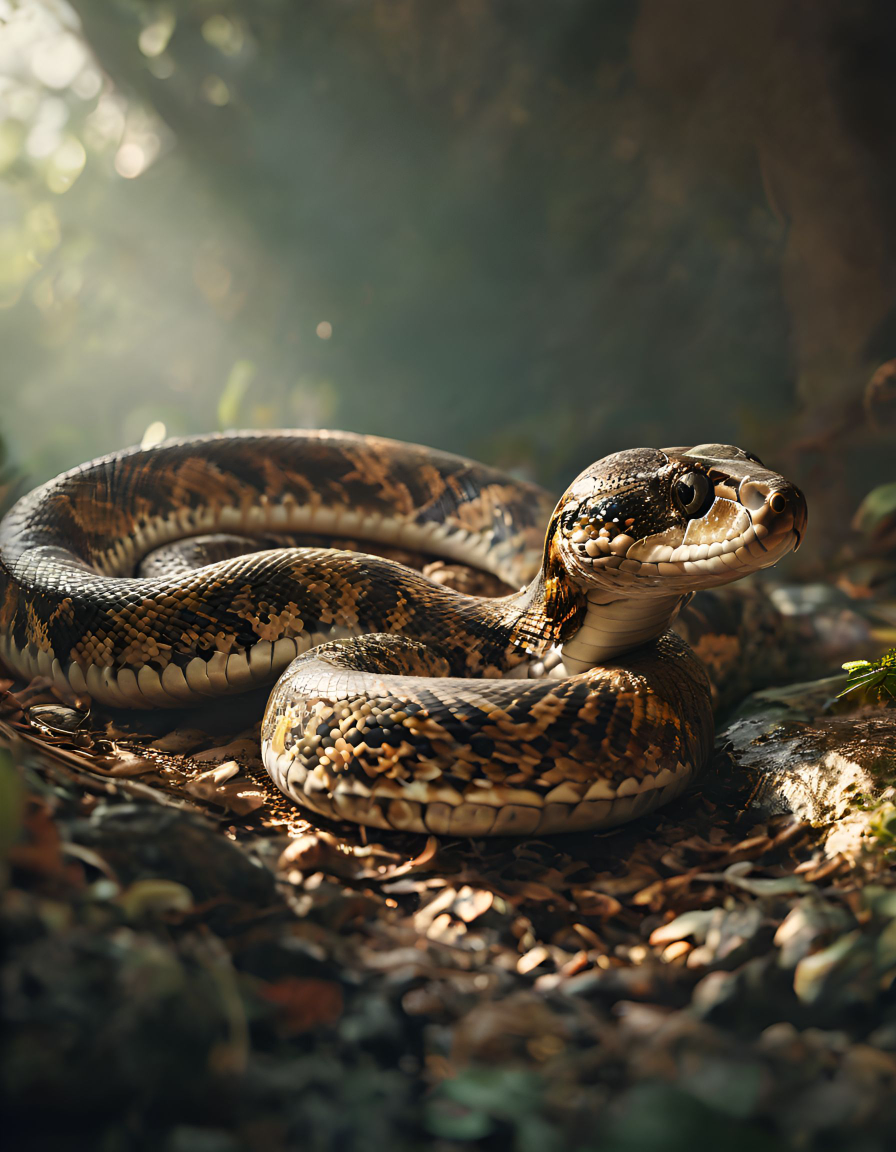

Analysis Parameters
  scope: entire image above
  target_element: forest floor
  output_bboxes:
[2,616,896,1152]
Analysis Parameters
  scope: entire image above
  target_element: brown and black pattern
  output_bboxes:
[0,432,552,683]
[262,629,713,836]
[0,431,806,834]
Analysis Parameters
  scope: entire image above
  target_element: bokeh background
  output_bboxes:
[2,0,895,561]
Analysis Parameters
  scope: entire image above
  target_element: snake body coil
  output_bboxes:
[0,431,806,835]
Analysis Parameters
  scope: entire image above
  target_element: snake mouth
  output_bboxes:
[571,480,807,588]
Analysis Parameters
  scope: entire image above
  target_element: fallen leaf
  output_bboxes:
[453,885,494,923]
[375,835,440,879]
[570,887,623,919]
[258,976,344,1034]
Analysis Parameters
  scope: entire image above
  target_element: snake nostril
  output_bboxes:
[738,480,768,513]
[769,492,787,514]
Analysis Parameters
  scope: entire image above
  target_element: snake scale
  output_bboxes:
[0,431,806,836]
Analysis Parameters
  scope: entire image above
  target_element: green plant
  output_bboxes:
[839,648,896,701]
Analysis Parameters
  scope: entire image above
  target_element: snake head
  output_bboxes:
[546,444,807,596]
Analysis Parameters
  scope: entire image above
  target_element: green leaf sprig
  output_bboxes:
[839,648,896,700]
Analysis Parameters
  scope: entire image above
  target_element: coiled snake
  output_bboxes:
[0,432,806,836]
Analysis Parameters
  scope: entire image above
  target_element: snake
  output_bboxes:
[0,431,806,836]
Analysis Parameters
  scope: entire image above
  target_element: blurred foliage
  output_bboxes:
[0,423,23,514]
[0,0,792,487]
[854,482,896,537]
[0,0,894,543]
[426,1065,569,1150]
[868,803,896,851]
[0,745,24,881]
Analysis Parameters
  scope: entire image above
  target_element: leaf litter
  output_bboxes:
[3,577,896,1150]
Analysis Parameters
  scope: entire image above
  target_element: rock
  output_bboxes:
[70,806,276,904]
[719,679,896,856]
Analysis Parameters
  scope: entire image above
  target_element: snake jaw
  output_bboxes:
[553,445,807,598]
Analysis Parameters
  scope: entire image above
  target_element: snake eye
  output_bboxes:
[674,472,713,518]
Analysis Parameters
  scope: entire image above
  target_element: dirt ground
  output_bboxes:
[3,639,896,1152]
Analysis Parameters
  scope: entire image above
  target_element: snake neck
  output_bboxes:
[555,590,687,675]
[501,510,682,673]
[502,571,685,675]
